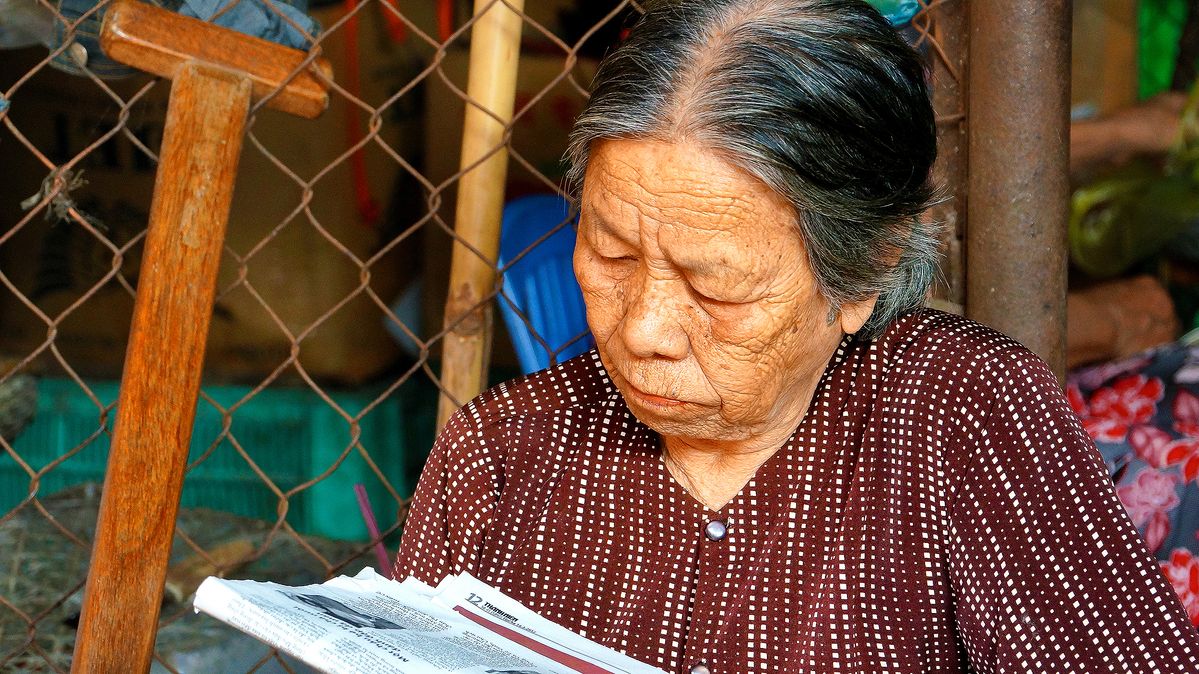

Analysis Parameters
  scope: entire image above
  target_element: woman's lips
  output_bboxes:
[624,382,688,407]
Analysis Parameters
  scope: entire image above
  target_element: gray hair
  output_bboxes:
[565,0,938,338]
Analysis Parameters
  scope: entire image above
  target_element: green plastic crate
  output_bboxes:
[0,378,418,541]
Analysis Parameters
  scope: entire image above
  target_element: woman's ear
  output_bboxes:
[836,234,908,335]
[838,294,879,335]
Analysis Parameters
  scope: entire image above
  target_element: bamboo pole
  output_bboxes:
[437,0,526,428]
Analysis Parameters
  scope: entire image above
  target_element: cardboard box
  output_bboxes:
[1072,0,1139,116]
[0,6,427,384]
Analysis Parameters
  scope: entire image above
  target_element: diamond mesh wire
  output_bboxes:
[0,0,964,669]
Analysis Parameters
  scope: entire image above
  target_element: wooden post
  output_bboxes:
[71,63,251,673]
[437,0,526,429]
[73,3,331,669]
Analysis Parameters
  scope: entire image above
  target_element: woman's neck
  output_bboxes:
[660,415,802,511]
[658,367,822,510]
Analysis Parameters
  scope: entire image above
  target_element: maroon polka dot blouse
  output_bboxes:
[395,311,1199,673]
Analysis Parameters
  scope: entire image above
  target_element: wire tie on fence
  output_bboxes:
[19,168,105,230]
[0,96,9,117]
[0,372,38,443]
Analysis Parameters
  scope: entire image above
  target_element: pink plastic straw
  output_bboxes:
[354,484,394,580]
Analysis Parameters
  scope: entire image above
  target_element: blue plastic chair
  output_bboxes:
[497,195,595,375]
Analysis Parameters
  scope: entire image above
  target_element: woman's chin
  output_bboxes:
[621,393,722,436]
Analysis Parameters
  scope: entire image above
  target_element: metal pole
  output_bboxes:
[966,0,1071,378]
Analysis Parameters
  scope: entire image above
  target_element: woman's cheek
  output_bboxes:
[704,303,773,349]
[577,268,625,341]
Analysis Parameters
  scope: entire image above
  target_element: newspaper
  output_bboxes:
[193,568,666,674]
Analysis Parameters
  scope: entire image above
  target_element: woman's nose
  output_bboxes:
[619,274,690,361]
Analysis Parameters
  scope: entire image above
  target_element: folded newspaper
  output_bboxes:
[193,568,667,674]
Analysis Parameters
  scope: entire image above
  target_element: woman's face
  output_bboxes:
[575,139,875,443]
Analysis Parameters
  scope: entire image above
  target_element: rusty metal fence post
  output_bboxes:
[966,0,1072,377]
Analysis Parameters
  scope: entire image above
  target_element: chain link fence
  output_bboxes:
[0,0,965,669]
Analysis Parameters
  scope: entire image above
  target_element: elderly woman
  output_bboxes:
[397,0,1199,672]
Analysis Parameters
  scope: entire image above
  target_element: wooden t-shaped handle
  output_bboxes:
[71,63,252,674]
[72,3,334,672]
[100,0,332,118]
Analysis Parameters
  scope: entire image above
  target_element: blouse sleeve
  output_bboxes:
[949,348,1199,673]
[392,405,502,584]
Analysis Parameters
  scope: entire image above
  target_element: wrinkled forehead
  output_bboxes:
[580,139,799,239]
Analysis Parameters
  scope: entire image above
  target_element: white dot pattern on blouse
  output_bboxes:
[395,311,1199,673]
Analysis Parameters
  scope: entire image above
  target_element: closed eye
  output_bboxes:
[596,252,639,266]
[594,253,639,278]
[689,284,741,306]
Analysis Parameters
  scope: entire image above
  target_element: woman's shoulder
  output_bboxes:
[869,310,1083,494]
[864,309,1061,429]
[876,308,1049,383]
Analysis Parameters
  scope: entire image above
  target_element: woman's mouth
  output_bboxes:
[625,382,687,407]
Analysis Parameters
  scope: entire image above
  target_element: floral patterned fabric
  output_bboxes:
[1069,345,1199,627]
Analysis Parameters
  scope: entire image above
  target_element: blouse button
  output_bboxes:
[704,520,727,541]
[689,664,712,674]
